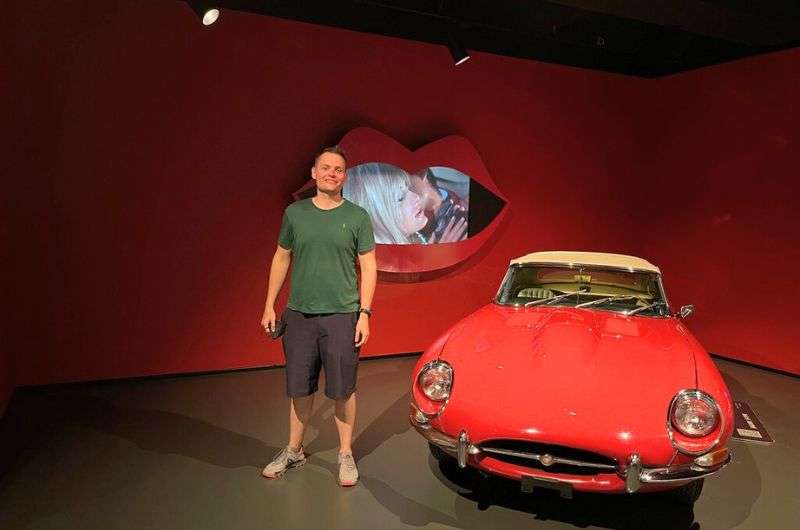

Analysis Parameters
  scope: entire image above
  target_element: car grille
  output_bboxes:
[479,439,618,476]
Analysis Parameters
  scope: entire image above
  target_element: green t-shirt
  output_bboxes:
[278,198,375,314]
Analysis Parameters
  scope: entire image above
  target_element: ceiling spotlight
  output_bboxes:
[447,32,470,66]
[187,1,220,26]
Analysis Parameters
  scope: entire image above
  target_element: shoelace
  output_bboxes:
[272,447,301,463]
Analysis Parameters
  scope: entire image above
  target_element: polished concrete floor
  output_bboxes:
[0,355,797,530]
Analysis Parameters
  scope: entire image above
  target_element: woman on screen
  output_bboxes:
[343,163,425,244]
[344,163,467,244]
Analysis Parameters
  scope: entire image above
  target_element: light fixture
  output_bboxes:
[447,31,470,66]
[187,1,220,26]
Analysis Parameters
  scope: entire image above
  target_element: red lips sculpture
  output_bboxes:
[294,127,508,274]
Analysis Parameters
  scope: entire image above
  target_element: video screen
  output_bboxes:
[343,163,470,245]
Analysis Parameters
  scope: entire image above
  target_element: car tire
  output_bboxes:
[671,478,704,505]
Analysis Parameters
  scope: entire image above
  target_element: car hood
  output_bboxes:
[437,304,700,460]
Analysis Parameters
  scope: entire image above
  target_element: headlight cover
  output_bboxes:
[418,361,453,401]
[670,389,719,437]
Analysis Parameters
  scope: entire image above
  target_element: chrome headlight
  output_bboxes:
[417,361,453,401]
[670,390,719,437]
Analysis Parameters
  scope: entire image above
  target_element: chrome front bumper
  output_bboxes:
[410,409,732,493]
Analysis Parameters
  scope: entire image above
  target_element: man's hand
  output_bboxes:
[261,307,277,334]
[432,216,468,243]
[354,313,370,347]
[262,246,291,336]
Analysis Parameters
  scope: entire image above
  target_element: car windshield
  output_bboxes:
[495,264,669,317]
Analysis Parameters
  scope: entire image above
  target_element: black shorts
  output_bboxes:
[282,309,360,400]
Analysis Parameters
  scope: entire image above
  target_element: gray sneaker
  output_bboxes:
[262,446,306,478]
[337,453,359,486]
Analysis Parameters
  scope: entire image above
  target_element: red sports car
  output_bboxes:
[410,251,733,504]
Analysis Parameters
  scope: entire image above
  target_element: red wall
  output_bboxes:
[5,1,797,405]
[638,49,800,375]
[7,1,645,390]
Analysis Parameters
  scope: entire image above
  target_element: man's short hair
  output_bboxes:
[314,145,347,166]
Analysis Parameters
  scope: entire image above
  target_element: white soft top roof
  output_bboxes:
[510,251,660,274]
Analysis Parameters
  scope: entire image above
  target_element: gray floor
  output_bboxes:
[0,356,797,530]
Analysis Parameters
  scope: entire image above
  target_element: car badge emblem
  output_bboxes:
[540,454,555,467]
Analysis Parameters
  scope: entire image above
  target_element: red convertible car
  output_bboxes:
[410,251,733,504]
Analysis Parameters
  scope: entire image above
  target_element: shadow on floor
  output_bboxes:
[434,455,699,530]
[0,388,283,530]
[301,362,413,461]
[0,391,278,472]
[0,357,770,530]
[713,369,768,528]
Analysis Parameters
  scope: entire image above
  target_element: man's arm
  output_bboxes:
[355,249,377,346]
[261,245,292,332]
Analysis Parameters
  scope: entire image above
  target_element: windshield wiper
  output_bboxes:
[575,295,642,309]
[525,288,588,307]
[624,300,667,316]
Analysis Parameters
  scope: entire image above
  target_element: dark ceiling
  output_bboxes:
[208,1,800,77]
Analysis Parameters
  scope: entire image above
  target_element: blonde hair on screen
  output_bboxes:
[343,163,418,244]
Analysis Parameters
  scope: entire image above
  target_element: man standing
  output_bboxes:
[261,146,377,487]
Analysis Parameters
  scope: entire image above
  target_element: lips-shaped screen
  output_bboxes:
[293,127,508,273]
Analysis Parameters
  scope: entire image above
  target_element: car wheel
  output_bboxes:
[671,478,704,505]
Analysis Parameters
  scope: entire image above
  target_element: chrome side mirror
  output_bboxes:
[678,305,695,319]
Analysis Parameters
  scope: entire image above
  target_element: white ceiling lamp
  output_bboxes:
[447,30,470,66]
[187,1,220,26]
